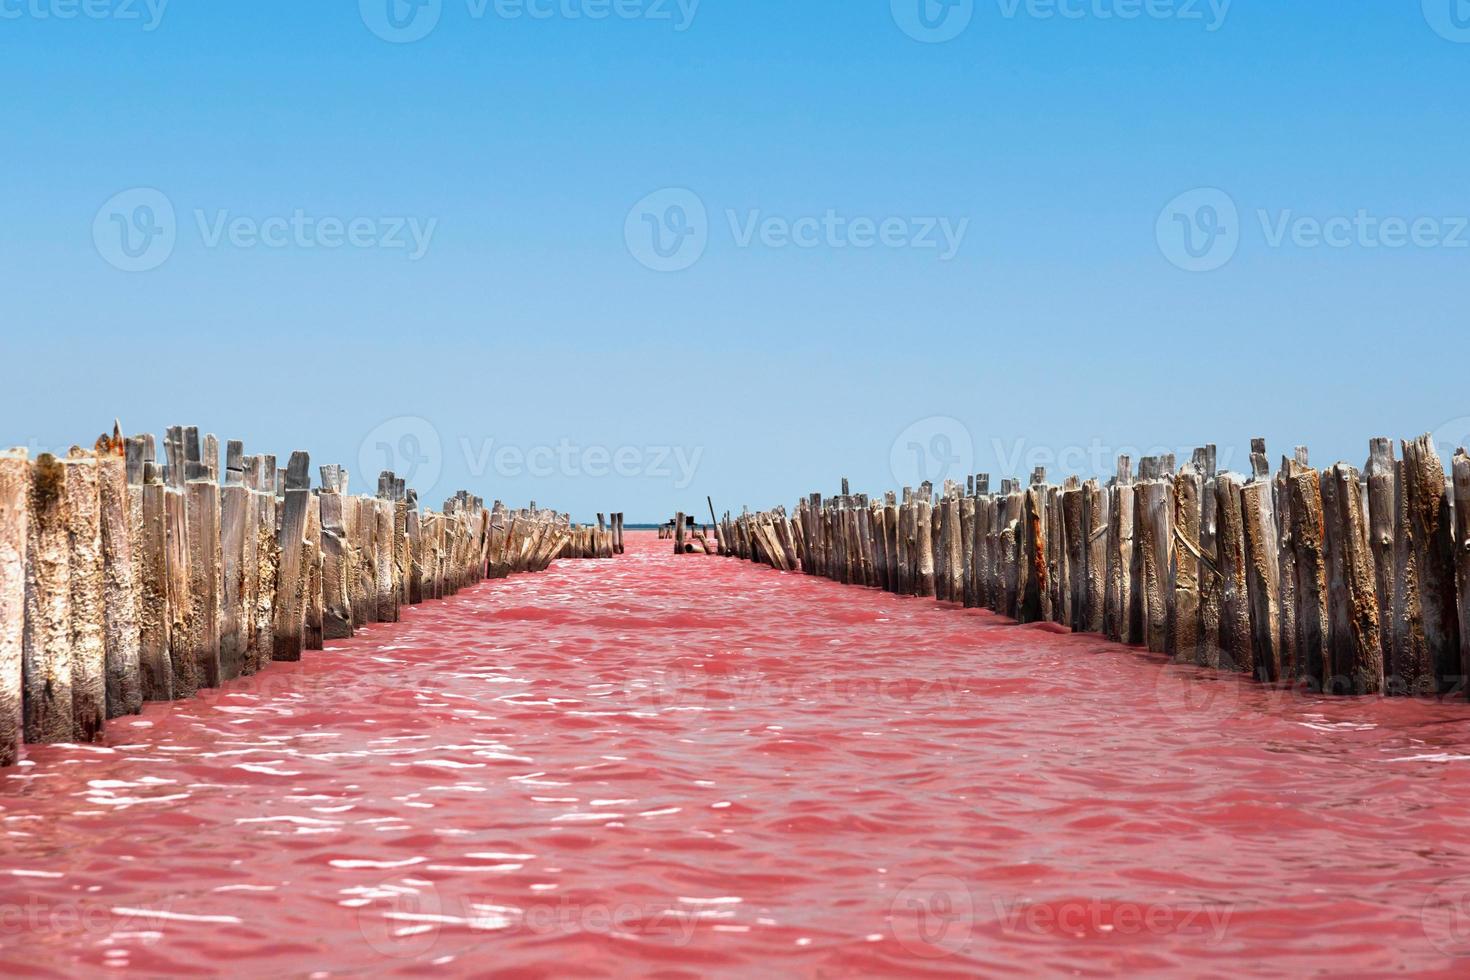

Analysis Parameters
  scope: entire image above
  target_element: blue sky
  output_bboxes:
[2,1,1467,521]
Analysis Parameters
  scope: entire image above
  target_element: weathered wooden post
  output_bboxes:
[134,442,172,701]
[1063,485,1086,631]
[1273,455,1299,685]
[1401,435,1462,695]
[1172,464,1203,662]
[97,441,143,718]
[219,441,251,681]
[247,455,277,674]
[319,466,354,638]
[304,495,324,651]
[1287,467,1329,692]
[1364,438,1397,680]
[1241,471,1282,683]
[1215,473,1252,675]
[63,453,106,741]
[1455,449,1470,697]
[0,450,27,766]
[1321,463,1383,694]
[23,453,71,742]
[1136,479,1171,654]
[184,429,221,689]
[674,511,685,555]
[272,452,311,662]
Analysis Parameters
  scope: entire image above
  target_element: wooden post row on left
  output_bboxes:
[0,424,618,768]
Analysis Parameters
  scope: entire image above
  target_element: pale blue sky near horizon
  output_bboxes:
[2,1,1467,521]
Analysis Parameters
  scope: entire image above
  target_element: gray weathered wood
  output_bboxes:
[0,450,27,765]
[97,453,143,717]
[63,454,106,741]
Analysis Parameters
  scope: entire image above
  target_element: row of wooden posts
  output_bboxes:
[716,433,1470,700]
[664,514,717,554]
[0,424,620,768]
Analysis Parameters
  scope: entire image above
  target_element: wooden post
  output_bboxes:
[1321,463,1384,694]
[97,449,143,718]
[304,496,324,651]
[1105,458,1134,642]
[247,455,277,674]
[942,495,963,602]
[1214,473,1252,675]
[136,461,172,701]
[272,452,311,662]
[0,450,27,766]
[319,466,354,638]
[1136,480,1171,654]
[23,454,72,742]
[1241,478,1282,683]
[1172,464,1203,662]
[915,498,936,598]
[219,441,250,681]
[1287,468,1329,692]
[1020,487,1045,622]
[1063,485,1085,631]
[1401,435,1462,695]
[1455,449,1470,699]
[1364,438,1397,680]
[674,511,685,555]
[63,454,106,742]
[1273,456,1299,685]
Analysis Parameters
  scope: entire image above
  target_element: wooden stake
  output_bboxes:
[1401,435,1462,694]
[0,450,27,766]
[23,455,72,742]
[1241,479,1282,682]
[1214,474,1252,675]
[97,452,142,717]
[1321,463,1384,694]
[1287,468,1329,692]
[272,452,311,662]
[63,454,106,741]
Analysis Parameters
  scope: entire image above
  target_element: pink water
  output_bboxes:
[3,531,1470,977]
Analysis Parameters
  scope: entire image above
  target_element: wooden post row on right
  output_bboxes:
[724,432,1470,699]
